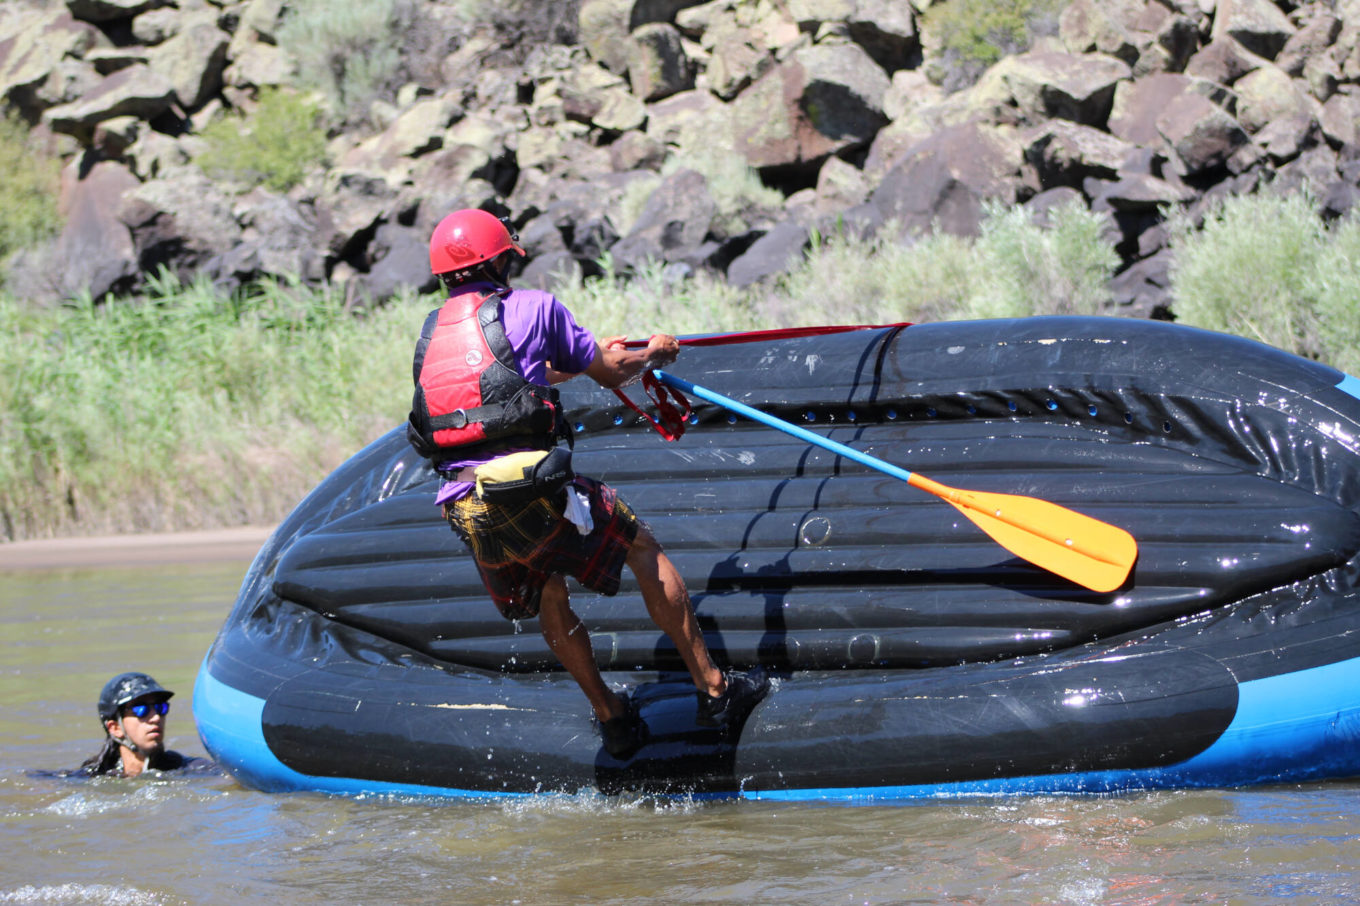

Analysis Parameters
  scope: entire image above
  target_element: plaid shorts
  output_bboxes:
[443,476,640,620]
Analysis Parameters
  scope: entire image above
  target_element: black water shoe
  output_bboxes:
[696,667,770,729]
[599,693,649,760]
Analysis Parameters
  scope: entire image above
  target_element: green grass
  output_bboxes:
[14,190,1360,541]
[196,88,329,192]
[0,271,427,540]
[0,201,1127,539]
[0,112,62,264]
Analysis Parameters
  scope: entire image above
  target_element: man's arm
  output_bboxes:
[546,335,626,385]
[583,333,680,389]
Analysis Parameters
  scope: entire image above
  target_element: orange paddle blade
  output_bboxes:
[908,474,1138,593]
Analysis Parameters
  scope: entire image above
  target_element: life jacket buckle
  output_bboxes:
[449,409,469,428]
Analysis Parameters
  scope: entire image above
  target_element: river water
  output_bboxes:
[4,554,1360,905]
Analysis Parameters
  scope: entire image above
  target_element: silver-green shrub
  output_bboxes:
[962,200,1119,319]
[1170,192,1349,367]
[277,0,408,122]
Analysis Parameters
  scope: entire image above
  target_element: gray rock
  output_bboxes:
[146,17,229,111]
[991,50,1132,127]
[1321,92,1360,148]
[1025,186,1088,226]
[0,7,106,118]
[1184,37,1270,86]
[1108,248,1173,319]
[609,131,666,171]
[612,168,717,270]
[1089,173,1196,212]
[130,7,181,44]
[119,167,242,276]
[1233,64,1318,134]
[519,212,570,257]
[643,87,727,147]
[704,22,775,100]
[1275,10,1341,77]
[221,39,293,92]
[10,158,140,303]
[1210,0,1295,61]
[871,123,1024,237]
[730,41,890,172]
[202,188,323,287]
[1158,95,1251,175]
[87,46,149,75]
[1024,121,1136,189]
[1059,0,1140,65]
[628,23,693,102]
[355,222,435,303]
[1108,74,1249,174]
[726,220,809,287]
[1127,3,1200,76]
[558,63,646,132]
[313,170,400,259]
[579,0,632,75]
[1255,114,1318,164]
[1271,145,1340,197]
[42,64,176,144]
[1321,179,1360,220]
[343,95,459,173]
[66,0,164,24]
[237,0,287,44]
[874,151,987,238]
[517,250,580,291]
[846,0,920,74]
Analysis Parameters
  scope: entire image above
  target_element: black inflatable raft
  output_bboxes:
[194,316,1360,799]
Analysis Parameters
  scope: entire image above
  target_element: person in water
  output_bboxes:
[407,208,769,759]
[80,672,195,777]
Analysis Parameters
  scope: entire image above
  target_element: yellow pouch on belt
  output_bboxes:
[475,451,549,497]
[474,448,574,504]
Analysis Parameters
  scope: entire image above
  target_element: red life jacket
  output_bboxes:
[406,289,569,467]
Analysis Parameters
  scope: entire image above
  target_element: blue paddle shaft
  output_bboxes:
[653,370,915,483]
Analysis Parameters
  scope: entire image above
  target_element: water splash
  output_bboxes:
[0,884,176,905]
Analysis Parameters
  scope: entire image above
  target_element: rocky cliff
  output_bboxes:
[3,0,1359,320]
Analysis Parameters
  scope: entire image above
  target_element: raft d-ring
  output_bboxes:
[799,515,832,546]
[848,633,880,664]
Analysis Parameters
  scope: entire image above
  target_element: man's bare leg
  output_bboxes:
[626,525,726,699]
[537,574,626,722]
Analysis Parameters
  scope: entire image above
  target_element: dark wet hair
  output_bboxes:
[78,736,123,777]
[77,738,185,778]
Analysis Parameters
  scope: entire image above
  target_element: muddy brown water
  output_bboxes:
[4,550,1360,905]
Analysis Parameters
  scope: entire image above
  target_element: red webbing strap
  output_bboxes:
[613,372,692,441]
[619,322,911,349]
[614,323,905,439]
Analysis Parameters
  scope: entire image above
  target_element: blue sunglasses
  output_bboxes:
[125,701,170,719]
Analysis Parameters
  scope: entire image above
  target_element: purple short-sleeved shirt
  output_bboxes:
[431,283,597,505]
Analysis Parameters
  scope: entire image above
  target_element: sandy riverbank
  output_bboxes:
[0,526,276,571]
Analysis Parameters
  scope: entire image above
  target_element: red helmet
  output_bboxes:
[429,209,525,275]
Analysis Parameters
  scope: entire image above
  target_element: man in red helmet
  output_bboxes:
[408,208,767,760]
